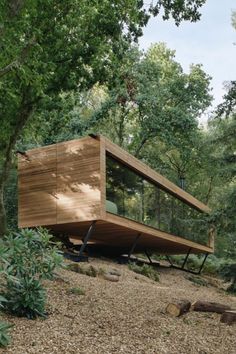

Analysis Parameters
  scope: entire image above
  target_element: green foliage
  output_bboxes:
[128,262,159,282]
[66,263,98,277]
[93,44,212,157]
[219,263,236,294]
[68,287,85,296]
[186,275,208,286]
[0,295,7,308]
[4,278,46,319]
[0,228,63,319]
[0,321,12,348]
[4,169,17,231]
[0,0,206,236]
[169,255,221,275]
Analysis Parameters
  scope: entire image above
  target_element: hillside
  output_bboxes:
[0,258,235,354]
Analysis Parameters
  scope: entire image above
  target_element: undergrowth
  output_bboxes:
[0,321,12,348]
[0,228,63,319]
[128,263,159,282]
[68,287,85,295]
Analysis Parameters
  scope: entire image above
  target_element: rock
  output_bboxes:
[103,273,120,282]
[108,269,121,276]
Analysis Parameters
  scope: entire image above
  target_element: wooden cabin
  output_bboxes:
[18,135,214,257]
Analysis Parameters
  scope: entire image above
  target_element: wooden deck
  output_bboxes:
[48,214,213,255]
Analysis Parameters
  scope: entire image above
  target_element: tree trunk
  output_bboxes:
[220,311,236,325]
[166,300,191,317]
[0,184,7,236]
[192,301,231,314]
[0,92,34,237]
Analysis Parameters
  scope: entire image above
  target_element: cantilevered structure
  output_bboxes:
[18,135,214,260]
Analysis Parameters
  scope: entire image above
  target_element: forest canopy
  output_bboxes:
[0,0,235,262]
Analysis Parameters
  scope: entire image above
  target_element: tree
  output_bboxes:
[93,43,212,164]
[0,0,208,235]
[208,84,236,258]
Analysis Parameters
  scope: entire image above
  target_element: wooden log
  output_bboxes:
[192,301,231,314]
[220,311,236,325]
[166,300,191,317]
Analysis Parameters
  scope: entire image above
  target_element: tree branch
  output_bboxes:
[0,37,36,79]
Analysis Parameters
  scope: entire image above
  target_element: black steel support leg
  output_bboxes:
[77,221,96,261]
[145,250,153,265]
[181,248,192,269]
[166,250,209,275]
[197,253,209,274]
[166,255,173,266]
[128,233,141,261]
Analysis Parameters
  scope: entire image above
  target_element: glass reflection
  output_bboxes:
[106,155,208,245]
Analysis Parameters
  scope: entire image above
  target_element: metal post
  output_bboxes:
[78,221,96,260]
[181,248,192,269]
[197,253,209,274]
[145,250,153,265]
[128,233,141,261]
[166,255,173,266]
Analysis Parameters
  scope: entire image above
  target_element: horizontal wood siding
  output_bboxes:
[18,137,101,227]
[56,137,101,224]
[18,145,57,227]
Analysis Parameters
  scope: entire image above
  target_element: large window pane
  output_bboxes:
[106,155,208,245]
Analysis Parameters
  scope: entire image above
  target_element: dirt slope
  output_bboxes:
[1,258,235,354]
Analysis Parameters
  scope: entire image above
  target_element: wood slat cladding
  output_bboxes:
[56,138,101,223]
[18,137,101,227]
[18,145,57,227]
[102,136,211,213]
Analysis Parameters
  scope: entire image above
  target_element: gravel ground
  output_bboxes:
[1,258,236,354]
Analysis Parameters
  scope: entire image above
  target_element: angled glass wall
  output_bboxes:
[106,155,209,246]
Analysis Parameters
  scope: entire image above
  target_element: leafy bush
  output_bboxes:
[68,287,85,295]
[128,263,159,282]
[5,278,46,319]
[219,263,236,294]
[169,254,221,275]
[0,228,63,319]
[186,275,208,286]
[66,263,98,277]
[0,321,12,348]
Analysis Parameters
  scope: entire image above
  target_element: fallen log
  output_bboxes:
[192,301,231,314]
[166,300,191,317]
[220,311,236,325]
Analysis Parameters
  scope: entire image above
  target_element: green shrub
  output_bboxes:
[169,254,220,275]
[128,263,159,282]
[5,278,46,319]
[66,263,97,277]
[68,287,85,295]
[0,228,63,319]
[0,321,12,348]
[0,295,7,308]
[186,275,208,286]
[219,263,236,294]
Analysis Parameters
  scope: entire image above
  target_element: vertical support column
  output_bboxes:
[145,250,153,265]
[78,221,96,261]
[181,248,192,269]
[197,253,209,274]
[128,233,141,261]
[208,224,216,250]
